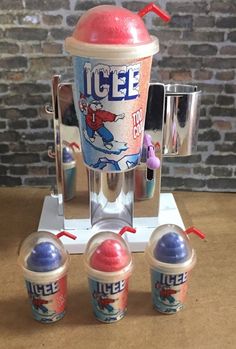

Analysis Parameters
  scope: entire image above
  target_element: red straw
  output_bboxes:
[56,231,77,240]
[69,142,80,151]
[184,227,205,240]
[154,141,161,150]
[119,226,136,236]
[138,2,171,23]
[63,140,80,152]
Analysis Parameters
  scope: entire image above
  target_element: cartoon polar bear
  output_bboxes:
[85,100,125,149]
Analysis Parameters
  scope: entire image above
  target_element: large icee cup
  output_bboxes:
[65,4,168,172]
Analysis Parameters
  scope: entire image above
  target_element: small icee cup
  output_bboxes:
[65,4,169,172]
[145,224,205,314]
[84,229,134,323]
[18,231,76,323]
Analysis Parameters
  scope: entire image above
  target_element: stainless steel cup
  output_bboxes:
[163,84,201,156]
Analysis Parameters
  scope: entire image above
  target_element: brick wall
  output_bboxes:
[0,0,235,191]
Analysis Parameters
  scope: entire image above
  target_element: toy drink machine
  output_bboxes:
[39,4,201,253]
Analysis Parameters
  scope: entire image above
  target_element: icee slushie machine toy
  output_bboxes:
[39,3,201,253]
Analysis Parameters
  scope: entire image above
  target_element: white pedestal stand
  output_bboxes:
[38,193,184,254]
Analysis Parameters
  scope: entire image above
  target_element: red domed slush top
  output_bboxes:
[72,5,152,45]
[90,239,130,272]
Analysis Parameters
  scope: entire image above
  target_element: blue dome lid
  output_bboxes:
[27,241,62,272]
[63,147,74,163]
[154,232,189,264]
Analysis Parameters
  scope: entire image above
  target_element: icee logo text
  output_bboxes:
[84,62,140,101]
[159,272,188,286]
[96,280,126,295]
[26,280,59,296]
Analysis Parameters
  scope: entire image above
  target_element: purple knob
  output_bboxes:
[146,145,160,170]
[143,133,160,170]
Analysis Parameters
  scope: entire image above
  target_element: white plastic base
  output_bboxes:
[38,193,184,254]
